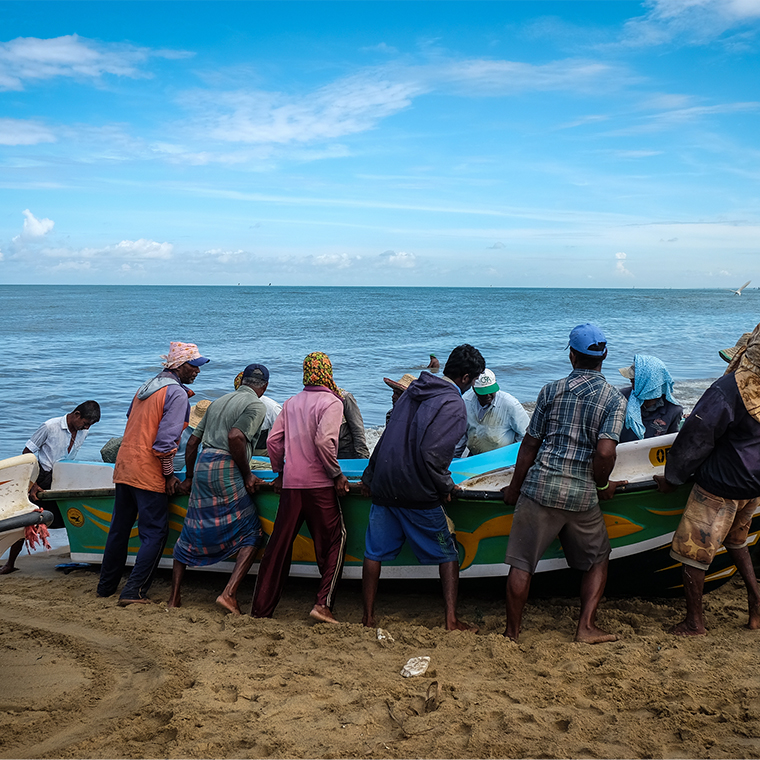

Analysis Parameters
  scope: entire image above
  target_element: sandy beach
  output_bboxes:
[1,546,760,759]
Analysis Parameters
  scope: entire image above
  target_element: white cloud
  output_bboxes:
[0,118,56,145]
[20,209,54,238]
[0,34,193,91]
[361,43,398,55]
[50,260,92,271]
[623,0,760,47]
[110,239,173,259]
[182,73,424,145]
[379,249,416,268]
[615,251,634,277]
[487,242,506,249]
[205,248,246,264]
[312,253,357,269]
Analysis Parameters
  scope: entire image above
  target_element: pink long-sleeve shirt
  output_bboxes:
[267,386,344,488]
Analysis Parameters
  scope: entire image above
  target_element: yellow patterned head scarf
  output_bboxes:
[233,371,243,390]
[303,352,340,394]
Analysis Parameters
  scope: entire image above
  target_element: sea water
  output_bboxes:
[1,285,757,464]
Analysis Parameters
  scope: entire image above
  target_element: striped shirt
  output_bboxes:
[521,369,626,512]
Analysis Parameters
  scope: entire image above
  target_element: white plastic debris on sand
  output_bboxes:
[400,656,431,678]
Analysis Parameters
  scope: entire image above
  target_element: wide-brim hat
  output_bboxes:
[618,363,635,380]
[189,399,211,429]
[719,332,752,363]
[473,368,499,395]
[383,373,417,393]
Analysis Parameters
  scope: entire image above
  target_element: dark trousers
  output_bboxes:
[32,468,63,529]
[97,483,169,600]
[251,487,346,617]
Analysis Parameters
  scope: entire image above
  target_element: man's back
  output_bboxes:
[365,372,466,509]
[267,386,343,489]
[194,387,266,456]
[522,369,626,511]
[666,372,760,499]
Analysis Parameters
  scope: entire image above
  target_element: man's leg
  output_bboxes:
[362,557,382,627]
[303,488,345,624]
[439,560,477,632]
[217,546,257,615]
[727,545,760,630]
[0,539,24,574]
[167,560,186,608]
[251,490,304,618]
[671,564,707,635]
[119,488,169,602]
[504,567,532,641]
[576,558,618,643]
[97,484,138,597]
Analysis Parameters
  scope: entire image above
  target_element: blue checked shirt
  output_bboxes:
[521,369,626,512]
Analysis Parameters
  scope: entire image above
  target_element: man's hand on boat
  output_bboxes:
[164,474,182,495]
[244,473,265,495]
[28,482,44,501]
[447,485,462,502]
[359,481,371,498]
[501,482,521,506]
[271,475,283,494]
[596,479,628,501]
[653,474,677,494]
[334,474,350,496]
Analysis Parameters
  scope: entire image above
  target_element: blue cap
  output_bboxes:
[187,356,210,367]
[566,323,607,357]
[242,363,269,382]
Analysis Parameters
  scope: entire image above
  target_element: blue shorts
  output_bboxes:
[364,503,459,564]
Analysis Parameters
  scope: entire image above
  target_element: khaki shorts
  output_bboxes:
[505,494,611,575]
[670,484,760,571]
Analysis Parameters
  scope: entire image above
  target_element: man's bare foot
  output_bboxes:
[746,603,760,630]
[310,604,339,624]
[669,619,706,636]
[0,564,19,575]
[446,619,478,633]
[575,625,619,644]
[216,594,241,615]
[167,596,181,609]
[503,629,519,642]
[362,615,376,628]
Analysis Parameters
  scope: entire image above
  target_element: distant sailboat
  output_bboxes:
[731,280,751,296]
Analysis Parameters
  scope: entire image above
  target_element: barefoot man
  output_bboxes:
[251,352,350,624]
[502,324,627,644]
[654,323,760,636]
[361,344,486,632]
[168,364,270,614]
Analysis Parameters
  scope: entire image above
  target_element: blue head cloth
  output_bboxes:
[625,354,678,439]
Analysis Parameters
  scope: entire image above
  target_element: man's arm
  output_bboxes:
[592,438,626,500]
[154,386,190,494]
[502,434,541,505]
[508,398,531,442]
[178,434,201,494]
[418,399,467,500]
[228,427,263,495]
[314,399,343,480]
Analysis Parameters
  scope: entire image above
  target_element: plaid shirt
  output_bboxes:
[521,369,626,512]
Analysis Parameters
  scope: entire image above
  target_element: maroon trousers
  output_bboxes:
[251,487,346,617]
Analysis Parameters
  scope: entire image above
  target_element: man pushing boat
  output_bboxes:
[96,341,209,606]
[502,323,627,644]
[360,343,486,632]
[168,364,270,614]
[655,323,760,636]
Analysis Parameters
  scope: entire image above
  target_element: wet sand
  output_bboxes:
[2,547,760,759]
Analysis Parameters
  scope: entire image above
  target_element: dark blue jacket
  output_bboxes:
[361,372,466,509]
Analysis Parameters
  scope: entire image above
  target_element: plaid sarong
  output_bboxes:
[173,448,262,567]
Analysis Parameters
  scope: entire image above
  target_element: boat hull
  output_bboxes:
[49,461,760,598]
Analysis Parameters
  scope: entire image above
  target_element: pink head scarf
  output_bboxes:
[161,342,208,370]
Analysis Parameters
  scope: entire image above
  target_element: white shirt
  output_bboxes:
[260,395,283,431]
[25,415,88,472]
[460,389,530,456]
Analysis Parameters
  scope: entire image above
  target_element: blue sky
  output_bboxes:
[1,0,759,287]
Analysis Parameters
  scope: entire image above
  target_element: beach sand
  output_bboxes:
[2,547,760,759]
